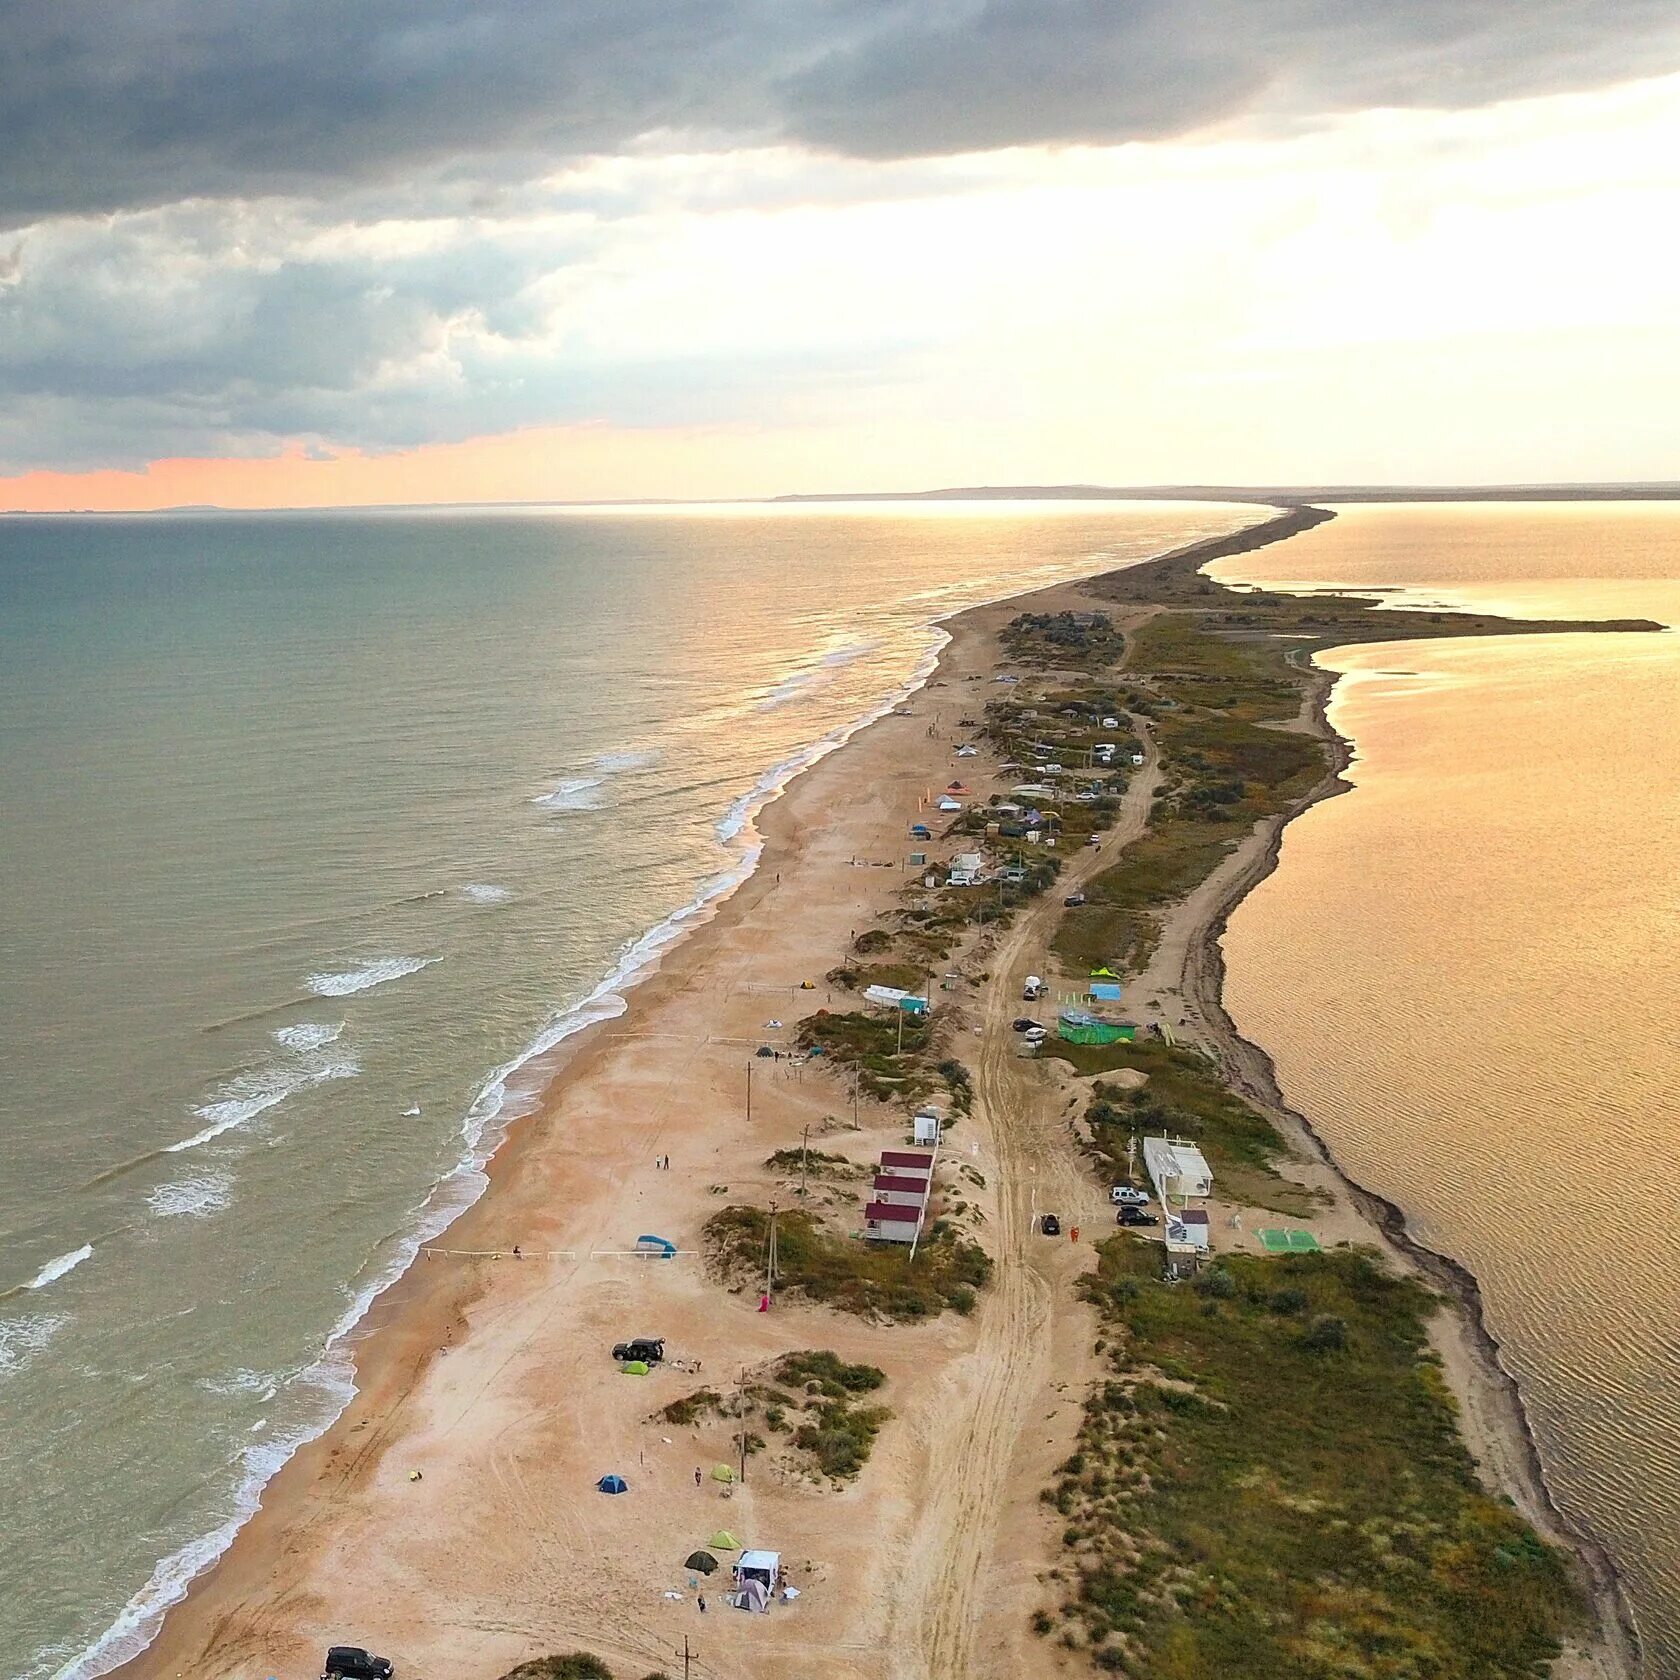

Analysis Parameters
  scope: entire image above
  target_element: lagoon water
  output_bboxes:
[1211,503,1680,1669]
[0,499,1253,1680]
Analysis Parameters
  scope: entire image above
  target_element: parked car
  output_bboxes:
[1023,1026,1048,1045]
[1110,1185,1150,1207]
[1064,892,1086,907]
[612,1337,665,1364]
[1040,1213,1061,1237]
[1118,1208,1159,1228]
[1086,834,1101,849]
[1011,1017,1038,1032]
[323,1650,393,1680]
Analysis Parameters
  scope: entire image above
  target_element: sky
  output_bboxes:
[4,1,1680,510]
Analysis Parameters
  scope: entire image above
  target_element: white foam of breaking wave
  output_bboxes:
[165,1057,360,1154]
[594,748,661,773]
[459,883,512,905]
[146,1172,233,1220]
[755,637,882,711]
[271,1021,343,1053]
[531,776,604,812]
[0,1313,65,1379]
[25,1245,92,1291]
[199,1368,280,1402]
[306,955,438,997]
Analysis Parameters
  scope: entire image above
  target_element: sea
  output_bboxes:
[0,498,1256,1680]
[1210,501,1680,1671]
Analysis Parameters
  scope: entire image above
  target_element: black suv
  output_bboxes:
[324,1648,393,1680]
[1040,1213,1061,1237]
[612,1337,665,1364]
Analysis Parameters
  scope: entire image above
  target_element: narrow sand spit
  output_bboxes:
[116,529,1634,1680]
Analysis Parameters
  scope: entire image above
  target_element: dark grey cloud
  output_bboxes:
[3,0,1680,220]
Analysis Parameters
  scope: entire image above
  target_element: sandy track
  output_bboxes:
[885,714,1164,1677]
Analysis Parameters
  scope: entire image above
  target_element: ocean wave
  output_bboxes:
[305,955,439,997]
[594,748,661,773]
[459,882,513,905]
[0,1313,65,1380]
[199,1368,280,1402]
[531,775,605,812]
[25,1245,92,1292]
[165,1057,360,1154]
[146,1172,234,1220]
[756,638,883,711]
[271,1021,343,1053]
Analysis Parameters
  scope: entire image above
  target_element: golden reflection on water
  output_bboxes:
[1215,504,1680,1664]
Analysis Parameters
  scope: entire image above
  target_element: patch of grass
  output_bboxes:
[1047,1245,1586,1677]
[764,1148,857,1177]
[499,1658,667,1680]
[1080,1045,1318,1216]
[705,1206,990,1321]
[771,1351,891,1481]
[659,1388,725,1427]
[798,1008,937,1105]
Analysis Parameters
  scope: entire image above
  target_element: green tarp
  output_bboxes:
[1258,1228,1323,1254]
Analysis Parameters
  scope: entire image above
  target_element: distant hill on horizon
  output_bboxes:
[771,482,1680,505]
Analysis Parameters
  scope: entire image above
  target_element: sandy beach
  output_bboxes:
[115,522,1635,1680]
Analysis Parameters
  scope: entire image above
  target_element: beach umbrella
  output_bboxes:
[710,1463,736,1483]
[597,1473,629,1494]
[709,1530,740,1551]
[621,1360,650,1376]
[684,1551,719,1575]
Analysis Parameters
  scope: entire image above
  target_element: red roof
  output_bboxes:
[864,1201,922,1225]
[880,1150,934,1170]
[873,1174,929,1196]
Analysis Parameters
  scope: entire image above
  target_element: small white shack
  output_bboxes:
[734,1549,782,1612]
[865,1201,922,1244]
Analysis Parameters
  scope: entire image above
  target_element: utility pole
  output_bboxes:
[682,1636,693,1680]
[745,1058,752,1124]
[798,1124,810,1199]
[852,1068,860,1129]
[896,1005,905,1056]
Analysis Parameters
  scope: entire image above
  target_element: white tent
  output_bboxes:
[736,1549,782,1607]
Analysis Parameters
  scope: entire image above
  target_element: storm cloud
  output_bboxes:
[4,0,1680,219]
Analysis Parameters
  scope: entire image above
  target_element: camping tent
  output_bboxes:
[621,1360,650,1376]
[710,1464,737,1483]
[709,1529,740,1550]
[597,1474,628,1494]
[685,1551,719,1574]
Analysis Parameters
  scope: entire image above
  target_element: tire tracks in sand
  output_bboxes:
[886,710,1164,1678]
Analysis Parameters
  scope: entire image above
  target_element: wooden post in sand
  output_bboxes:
[745,1058,753,1125]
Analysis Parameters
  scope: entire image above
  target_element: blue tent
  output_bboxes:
[597,1473,629,1494]
[636,1234,677,1259]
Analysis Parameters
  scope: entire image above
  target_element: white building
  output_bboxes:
[1143,1137,1213,1201]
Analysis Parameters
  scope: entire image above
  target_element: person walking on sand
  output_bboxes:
[694,1466,703,1486]
[698,1594,707,1614]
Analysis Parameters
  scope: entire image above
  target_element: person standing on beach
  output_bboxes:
[694,1465,702,1486]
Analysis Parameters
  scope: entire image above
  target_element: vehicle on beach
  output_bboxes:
[1022,974,1045,1000]
[1110,1186,1150,1206]
[1039,1213,1061,1236]
[323,1648,393,1680]
[613,1337,665,1364]
[1118,1208,1159,1227]
[1064,892,1086,907]
[1023,1026,1048,1045]
[1011,1017,1038,1032]
[1086,834,1101,848]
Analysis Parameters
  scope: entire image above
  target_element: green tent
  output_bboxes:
[710,1463,736,1483]
[709,1529,740,1551]
[620,1360,650,1376]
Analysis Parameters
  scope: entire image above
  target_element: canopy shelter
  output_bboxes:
[1089,982,1123,1003]
[636,1234,677,1259]
[1090,966,1119,979]
[597,1474,629,1494]
[1057,1008,1132,1046]
[685,1551,719,1575]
